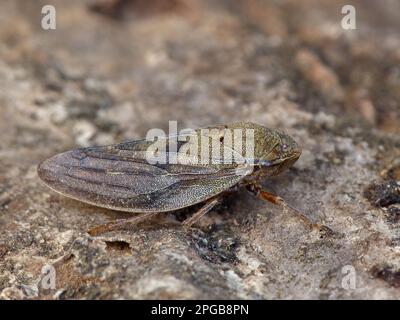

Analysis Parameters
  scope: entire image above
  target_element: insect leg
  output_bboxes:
[182,197,222,227]
[88,211,158,236]
[247,184,333,235]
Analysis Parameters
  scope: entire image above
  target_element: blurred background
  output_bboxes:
[1,0,399,153]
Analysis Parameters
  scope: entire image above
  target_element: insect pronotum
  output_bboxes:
[37,122,331,235]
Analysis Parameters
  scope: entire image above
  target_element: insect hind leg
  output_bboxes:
[88,211,158,236]
[182,197,222,228]
[88,196,222,235]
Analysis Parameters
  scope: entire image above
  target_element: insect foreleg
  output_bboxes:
[182,197,222,227]
[88,211,159,236]
[247,184,333,235]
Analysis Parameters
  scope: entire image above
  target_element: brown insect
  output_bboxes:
[37,122,331,235]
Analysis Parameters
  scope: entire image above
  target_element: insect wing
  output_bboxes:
[37,131,251,212]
